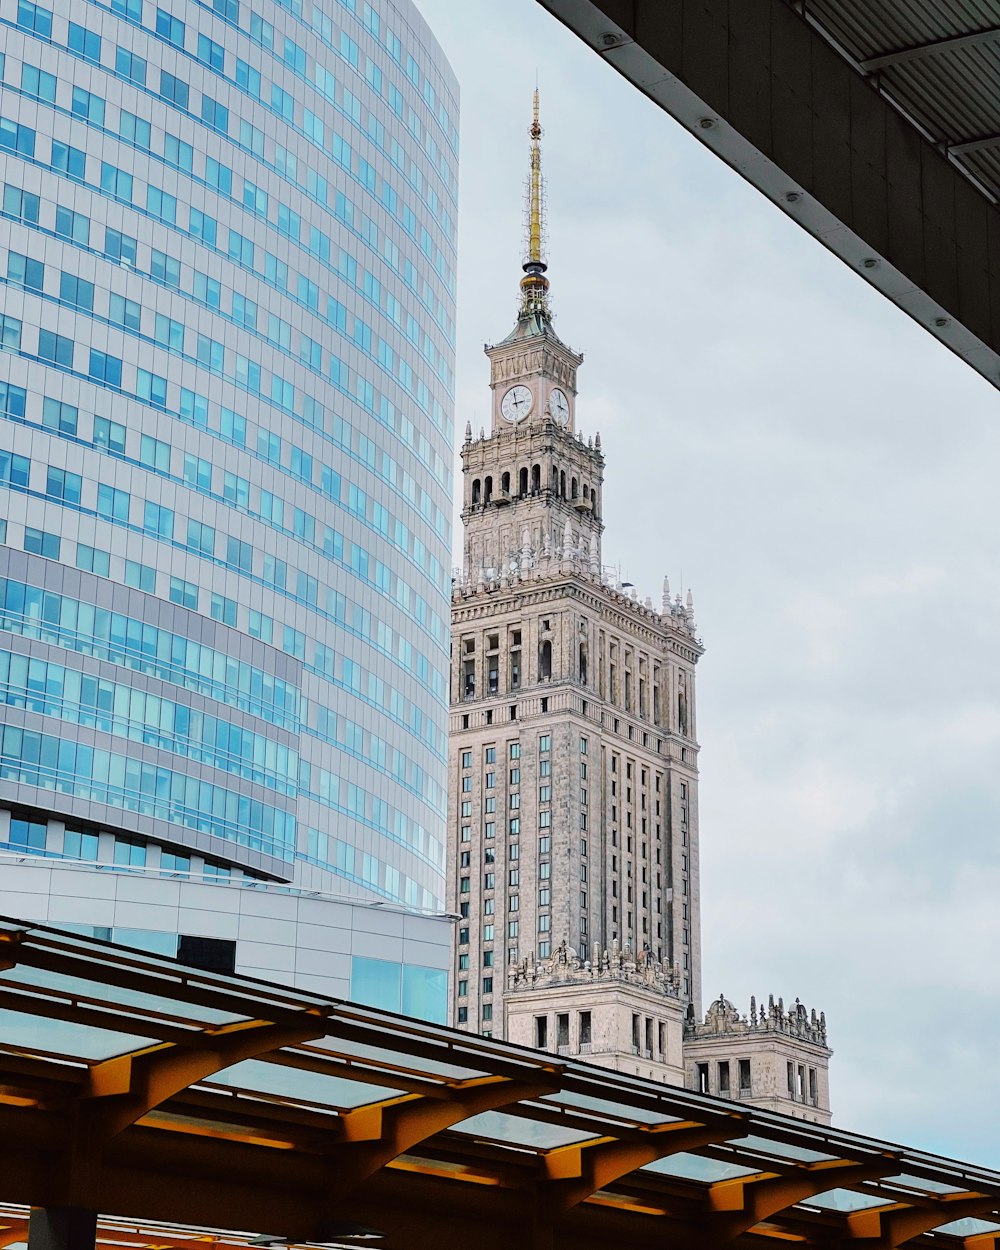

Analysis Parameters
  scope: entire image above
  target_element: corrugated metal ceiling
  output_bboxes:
[798,0,1000,200]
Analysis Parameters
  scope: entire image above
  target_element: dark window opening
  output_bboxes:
[177,935,236,974]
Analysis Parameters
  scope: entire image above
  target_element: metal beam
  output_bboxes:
[950,134,1000,158]
[706,1158,900,1239]
[542,1116,747,1213]
[846,1194,1000,1248]
[535,0,1000,392]
[860,26,1000,73]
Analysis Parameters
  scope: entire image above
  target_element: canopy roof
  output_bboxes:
[1,916,998,1250]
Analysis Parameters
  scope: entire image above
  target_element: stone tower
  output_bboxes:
[447,94,832,1124]
[447,94,704,1039]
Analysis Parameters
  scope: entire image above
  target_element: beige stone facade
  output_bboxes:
[684,995,832,1124]
[505,941,686,1085]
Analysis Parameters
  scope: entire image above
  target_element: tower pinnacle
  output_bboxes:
[519,89,550,317]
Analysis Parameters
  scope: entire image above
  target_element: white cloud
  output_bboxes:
[417,0,1000,1167]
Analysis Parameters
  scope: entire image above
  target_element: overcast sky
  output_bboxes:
[415,0,1000,1166]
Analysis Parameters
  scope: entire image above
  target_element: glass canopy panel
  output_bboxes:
[0,1010,158,1061]
[735,1134,839,1163]
[312,1035,486,1081]
[451,1110,601,1149]
[539,1088,682,1126]
[642,1152,762,1182]
[935,1219,1000,1237]
[207,1058,400,1108]
[0,962,247,1026]
[883,1174,967,1196]
[806,1189,897,1212]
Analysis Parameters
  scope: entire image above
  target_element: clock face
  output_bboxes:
[500,384,533,423]
[550,388,571,426]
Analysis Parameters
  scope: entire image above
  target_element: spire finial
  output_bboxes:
[519,90,550,317]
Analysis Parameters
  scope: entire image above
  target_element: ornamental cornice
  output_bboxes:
[451,575,704,660]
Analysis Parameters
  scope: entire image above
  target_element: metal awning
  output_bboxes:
[799,1,1000,202]
[1,916,999,1250]
[535,0,1000,393]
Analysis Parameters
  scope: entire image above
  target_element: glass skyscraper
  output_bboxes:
[0,0,456,912]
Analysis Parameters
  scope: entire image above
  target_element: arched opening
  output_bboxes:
[501,471,510,494]
[472,479,481,505]
[531,463,541,493]
[551,465,559,492]
[571,476,578,500]
[539,638,552,681]
[559,470,566,499]
[579,642,588,685]
[519,466,528,497]
[484,475,493,504]
[583,484,589,501]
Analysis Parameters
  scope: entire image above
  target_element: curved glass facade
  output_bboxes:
[0,0,456,908]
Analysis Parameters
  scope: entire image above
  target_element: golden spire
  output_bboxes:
[519,88,550,318]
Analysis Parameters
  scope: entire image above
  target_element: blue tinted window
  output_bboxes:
[119,112,151,150]
[188,208,217,245]
[137,369,168,407]
[71,86,104,124]
[8,253,44,291]
[67,22,102,62]
[111,0,142,19]
[0,451,30,485]
[147,186,176,223]
[42,398,77,433]
[55,206,88,243]
[96,485,129,521]
[116,47,146,84]
[59,273,94,311]
[93,419,125,452]
[24,528,61,559]
[104,227,137,263]
[351,955,401,1012]
[402,965,448,1023]
[0,118,35,156]
[63,828,99,859]
[109,294,141,330]
[8,817,47,850]
[89,350,123,387]
[197,33,224,70]
[150,249,181,285]
[21,65,56,101]
[51,140,87,180]
[164,135,193,170]
[100,163,133,201]
[155,8,185,46]
[3,186,40,223]
[201,95,228,132]
[236,59,260,96]
[16,1,52,37]
[205,156,232,194]
[159,70,188,108]
[45,466,82,503]
[38,330,74,367]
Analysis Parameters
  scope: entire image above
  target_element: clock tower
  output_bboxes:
[462,93,602,578]
[446,94,833,1127]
